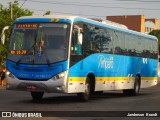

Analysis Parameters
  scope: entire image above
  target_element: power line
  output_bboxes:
[28,8,106,18]
[14,0,28,18]
[17,0,160,20]
[116,0,160,2]
[18,0,160,11]
[18,0,157,4]
[20,0,27,8]
[18,0,160,4]
[1,0,159,19]
[24,7,160,22]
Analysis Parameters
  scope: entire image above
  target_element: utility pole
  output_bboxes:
[10,2,13,20]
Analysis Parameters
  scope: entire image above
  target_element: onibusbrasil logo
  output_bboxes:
[1,112,42,118]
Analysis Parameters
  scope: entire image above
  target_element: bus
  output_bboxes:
[1,15,158,101]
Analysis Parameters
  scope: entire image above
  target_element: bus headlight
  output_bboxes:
[6,70,15,78]
[52,71,66,80]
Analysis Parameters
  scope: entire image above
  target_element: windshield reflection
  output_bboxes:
[8,23,70,64]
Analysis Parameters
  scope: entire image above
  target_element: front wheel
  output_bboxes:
[31,92,44,100]
[77,77,91,101]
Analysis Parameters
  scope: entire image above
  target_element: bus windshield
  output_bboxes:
[8,23,70,64]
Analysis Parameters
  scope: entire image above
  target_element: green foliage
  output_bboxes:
[0,44,6,66]
[43,11,51,15]
[0,0,33,66]
[149,30,160,44]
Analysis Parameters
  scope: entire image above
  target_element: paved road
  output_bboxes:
[0,83,160,120]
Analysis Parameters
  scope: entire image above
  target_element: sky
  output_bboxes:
[1,0,160,28]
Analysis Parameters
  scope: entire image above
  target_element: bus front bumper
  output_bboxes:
[6,74,68,93]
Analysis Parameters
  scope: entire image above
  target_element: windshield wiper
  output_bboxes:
[16,31,38,66]
[16,29,51,67]
[16,41,37,66]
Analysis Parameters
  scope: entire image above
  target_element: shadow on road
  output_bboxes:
[20,91,149,104]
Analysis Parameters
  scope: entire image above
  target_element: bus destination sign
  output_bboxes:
[17,24,38,28]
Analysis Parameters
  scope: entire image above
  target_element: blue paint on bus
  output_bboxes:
[6,60,68,80]
[14,18,72,23]
[69,53,158,78]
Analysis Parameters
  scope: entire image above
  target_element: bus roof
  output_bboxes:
[14,15,157,41]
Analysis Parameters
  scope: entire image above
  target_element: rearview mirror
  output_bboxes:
[78,33,83,45]
[1,26,10,44]
[74,25,83,45]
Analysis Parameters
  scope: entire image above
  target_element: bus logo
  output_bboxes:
[98,55,114,70]
[2,112,11,117]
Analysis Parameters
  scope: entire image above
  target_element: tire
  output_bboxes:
[123,76,140,96]
[133,76,140,95]
[31,92,44,100]
[77,77,91,101]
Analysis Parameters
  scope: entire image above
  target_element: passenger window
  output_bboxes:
[113,31,124,55]
[101,29,113,53]
[125,34,136,56]
[84,25,100,57]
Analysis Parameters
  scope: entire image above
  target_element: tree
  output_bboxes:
[0,0,33,66]
[149,30,160,44]
[43,11,51,15]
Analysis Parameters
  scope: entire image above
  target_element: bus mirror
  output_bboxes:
[74,25,82,45]
[78,33,83,45]
[1,34,5,45]
[1,26,10,44]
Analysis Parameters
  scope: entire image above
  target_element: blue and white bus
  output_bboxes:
[1,15,158,101]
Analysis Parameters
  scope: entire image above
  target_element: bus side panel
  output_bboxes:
[68,53,134,92]
[68,53,117,93]
[88,54,115,91]
[114,56,134,90]
[67,59,86,93]
[85,54,118,91]
[68,54,158,93]
[140,58,158,88]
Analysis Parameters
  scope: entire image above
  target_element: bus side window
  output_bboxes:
[84,24,100,57]
[101,30,113,54]
[83,25,91,57]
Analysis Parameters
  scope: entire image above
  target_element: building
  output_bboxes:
[106,15,158,34]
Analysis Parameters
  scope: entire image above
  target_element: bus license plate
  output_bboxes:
[27,84,37,90]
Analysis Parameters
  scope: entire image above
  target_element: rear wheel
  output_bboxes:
[31,92,44,100]
[123,76,140,96]
[133,76,140,95]
[77,77,91,101]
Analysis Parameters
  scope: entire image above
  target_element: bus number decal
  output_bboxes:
[143,58,148,64]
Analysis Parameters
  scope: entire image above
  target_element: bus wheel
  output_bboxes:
[31,92,44,100]
[77,77,91,101]
[123,76,140,96]
[133,76,140,95]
